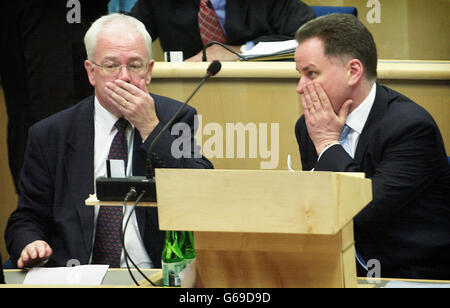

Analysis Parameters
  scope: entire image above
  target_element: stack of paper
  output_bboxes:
[240,40,298,61]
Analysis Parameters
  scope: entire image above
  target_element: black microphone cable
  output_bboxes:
[121,188,139,285]
[202,41,248,62]
[120,189,157,287]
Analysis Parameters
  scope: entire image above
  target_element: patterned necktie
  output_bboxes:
[92,118,130,268]
[198,0,227,46]
[339,124,353,158]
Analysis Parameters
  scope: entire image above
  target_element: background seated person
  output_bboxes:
[131,0,316,61]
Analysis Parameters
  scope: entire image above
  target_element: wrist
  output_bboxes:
[138,120,159,142]
[316,141,339,156]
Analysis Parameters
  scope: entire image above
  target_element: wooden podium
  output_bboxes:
[155,169,372,288]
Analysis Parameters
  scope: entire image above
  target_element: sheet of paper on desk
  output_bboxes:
[23,265,109,286]
[241,40,298,57]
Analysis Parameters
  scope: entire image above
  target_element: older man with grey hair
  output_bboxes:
[5,14,212,269]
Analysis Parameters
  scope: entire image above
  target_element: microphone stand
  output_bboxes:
[146,75,210,179]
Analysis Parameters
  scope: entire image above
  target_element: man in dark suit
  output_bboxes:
[5,14,212,269]
[294,14,450,280]
[131,0,315,61]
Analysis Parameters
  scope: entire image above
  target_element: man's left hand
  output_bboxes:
[301,82,353,155]
[105,79,159,140]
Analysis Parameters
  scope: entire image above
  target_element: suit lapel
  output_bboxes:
[354,83,389,165]
[131,96,165,240]
[64,97,95,256]
[132,127,148,239]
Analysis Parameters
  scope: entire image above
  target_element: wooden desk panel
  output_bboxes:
[0,88,18,260]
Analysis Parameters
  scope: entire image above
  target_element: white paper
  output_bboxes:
[109,159,125,178]
[23,265,109,286]
[164,51,184,62]
[241,40,298,57]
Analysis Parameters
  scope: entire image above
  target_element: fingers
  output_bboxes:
[114,80,143,96]
[301,84,313,114]
[18,240,53,268]
[302,82,325,117]
[306,83,324,112]
[300,82,350,155]
[105,81,138,107]
[302,82,325,115]
[105,81,148,117]
[314,83,332,112]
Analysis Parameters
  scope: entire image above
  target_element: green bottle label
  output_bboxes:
[162,260,185,287]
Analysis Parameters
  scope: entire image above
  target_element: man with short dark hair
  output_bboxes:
[294,14,450,280]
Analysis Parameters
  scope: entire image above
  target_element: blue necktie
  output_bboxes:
[339,125,352,157]
[92,118,130,268]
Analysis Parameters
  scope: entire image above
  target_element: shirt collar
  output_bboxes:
[94,97,135,133]
[94,97,118,133]
[346,83,377,134]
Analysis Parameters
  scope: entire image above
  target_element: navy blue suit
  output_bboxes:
[295,84,450,280]
[5,94,213,268]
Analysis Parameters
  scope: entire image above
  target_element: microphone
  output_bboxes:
[202,41,248,62]
[95,61,222,202]
[146,60,221,179]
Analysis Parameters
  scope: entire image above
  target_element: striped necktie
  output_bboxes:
[92,118,130,268]
[198,0,227,46]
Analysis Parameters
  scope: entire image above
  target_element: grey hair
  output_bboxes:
[84,13,152,61]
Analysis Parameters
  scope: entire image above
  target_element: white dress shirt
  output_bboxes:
[93,97,153,269]
[340,83,377,158]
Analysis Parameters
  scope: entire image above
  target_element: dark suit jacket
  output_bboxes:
[0,253,4,284]
[131,0,315,59]
[295,84,450,280]
[5,94,213,268]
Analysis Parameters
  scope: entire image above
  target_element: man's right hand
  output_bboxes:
[18,240,53,269]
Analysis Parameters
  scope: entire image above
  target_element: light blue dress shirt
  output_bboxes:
[210,0,254,50]
[210,0,227,34]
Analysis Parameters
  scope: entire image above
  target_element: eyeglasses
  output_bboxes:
[90,60,148,76]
